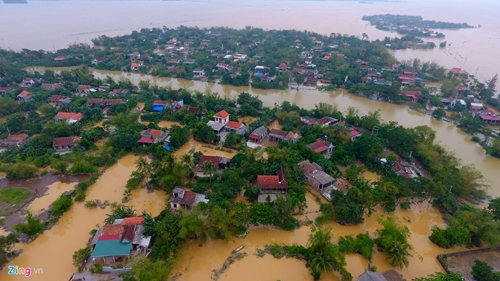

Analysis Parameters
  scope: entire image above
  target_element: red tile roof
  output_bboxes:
[138,136,154,144]
[49,95,68,102]
[226,121,243,129]
[257,175,287,190]
[351,130,361,137]
[6,134,29,142]
[400,90,422,99]
[104,99,123,105]
[131,62,139,68]
[101,225,124,236]
[150,129,162,136]
[308,138,332,153]
[180,191,197,205]
[56,112,77,119]
[87,98,103,104]
[198,155,220,168]
[215,110,229,118]
[123,217,144,225]
[19,90,31,97]
[77,85,91,89]
[52,136,81,147]
[153,100,168,106]
[99,234,120,241]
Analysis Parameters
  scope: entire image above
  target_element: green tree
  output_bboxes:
[471,259,500,281]
[0,233,19,268]
[136,156,152,188]
[307,227,351,281]
[72,247,91,271]
[202,160,215,182]
[375,217,418,268]
[105,205,136,224]
[14,209,45,237]
[274,194,299,230]
[50,194,73,217]
[177,209,206,241]
[121,256,170,281]
[488,197,500,221]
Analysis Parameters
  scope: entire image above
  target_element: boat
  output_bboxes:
[232,245,245,254]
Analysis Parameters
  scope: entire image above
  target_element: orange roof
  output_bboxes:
[56,112,76,119]
[150,129,162,136]
[226,121,243,129]
[19,90,31,97]
[123,217,144,225]
[101,224,124,236]
[215,110,229,118]
[131,62,139,68]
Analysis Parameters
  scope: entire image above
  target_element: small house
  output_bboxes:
[400,90,422,102]
[316,116,339,127]
[86,98,104,107]
[283,131,300,143]
[52,136,81,153]
[195,155,230,177]
[207,110,230,134]
[0,134,30,148]
[137,129,169,146]
[17,90,32,101]
[48,95,72,106]
[92,57,106,65]
[22,77,42,87]
[392,161,417,178]
[358,270,388,281]
[55,112,82,124]
[350,129,362,141]
[300,116,318,126]
[170,187,209,210]
[249,126,268,143]
[257,168,288,203]
[225,121,248,135]
[0,87,12,95]
[76,85,94,95]
[152,100,168,112]
[307,138,335,156]
[193,69,205,78]
[298,160,336,199]
[268,129,288,142]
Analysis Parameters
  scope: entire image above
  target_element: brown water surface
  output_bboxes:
[0,154,168,280]
[172,192,465,280]
[27,181,76,215]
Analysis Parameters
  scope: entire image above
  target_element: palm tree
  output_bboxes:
[202,160,215,182]
[135,156,151,188]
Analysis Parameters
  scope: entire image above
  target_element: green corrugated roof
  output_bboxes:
[91,240,132,258]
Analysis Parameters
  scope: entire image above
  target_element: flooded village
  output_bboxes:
[1,0,500,281]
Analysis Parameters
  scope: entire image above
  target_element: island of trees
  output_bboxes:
[362,14,474,41]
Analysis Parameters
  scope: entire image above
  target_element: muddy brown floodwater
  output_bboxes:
[172,191,467,281]
[0,154,168,280]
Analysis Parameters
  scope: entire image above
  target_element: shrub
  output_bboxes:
[50,194,73,217]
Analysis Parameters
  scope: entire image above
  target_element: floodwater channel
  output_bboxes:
[0,154,168,280]
[171,191,467,281]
